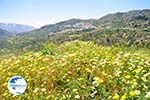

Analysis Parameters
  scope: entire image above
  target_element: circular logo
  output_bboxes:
[7,76,27,95]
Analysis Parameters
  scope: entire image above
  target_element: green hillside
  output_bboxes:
[0,41,150,99]
[0,9,149,54]
[0,28,12,38]
[0,28,13,49]
[0,9,150,99]
[98,9,150,28]
[3,28,150,56]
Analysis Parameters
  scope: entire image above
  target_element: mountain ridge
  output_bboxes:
[0,9,150,53]
[98,9,150,28]
[22,9,150,36]
[0,23,36,34]
[0,28,12,38]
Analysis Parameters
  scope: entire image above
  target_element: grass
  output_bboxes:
[0,41,150,99]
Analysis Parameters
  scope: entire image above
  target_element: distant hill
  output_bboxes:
[0,23,36,34]
[0,28,13,49]
[37,18,96,35]
[98,9,150,28]
[0,28,12,38]
[0,9,150,53]
[1,9,149,37]
[20,9,150,36]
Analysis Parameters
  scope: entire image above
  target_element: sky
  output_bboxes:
[0,0,150,28]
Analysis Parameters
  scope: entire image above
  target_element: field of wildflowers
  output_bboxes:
[0,41,150,99]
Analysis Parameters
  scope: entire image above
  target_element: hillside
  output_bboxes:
[0,28,12,49]
[98,9,150,28]
[0,28,12,38]
[0,9,150,99]
[0,9,150,54]
[33,9,150,34]
[0,41,150,99]
[0,23,36,34]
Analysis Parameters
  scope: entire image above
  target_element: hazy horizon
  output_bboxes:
[1,0,150,28]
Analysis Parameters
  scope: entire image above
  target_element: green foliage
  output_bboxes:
[0,41,150,99]
[0,9,150,99]
[98,9,150,28]
[0,9,150,54]
[41,43,57,55]
[48,29,150,48]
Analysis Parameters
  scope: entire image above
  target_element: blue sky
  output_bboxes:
[0,0,150,27]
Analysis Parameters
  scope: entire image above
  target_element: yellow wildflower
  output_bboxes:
[129,90,140,96]
[85,68,92,73]
[33,88,39,93]
[125,75,131,79]
[121,95,126,100]
[92,77,104,86]
[129,91,135,96]
[3,93,7,97]
[112,93,119,99]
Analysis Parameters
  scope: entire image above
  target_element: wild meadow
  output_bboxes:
[0,41,150,99]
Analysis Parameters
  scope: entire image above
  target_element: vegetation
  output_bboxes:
[0,10,150,54]
[0,28,149,56]
[0,9,150,99]
[0,41,150,99]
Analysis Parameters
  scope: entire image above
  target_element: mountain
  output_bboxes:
[0,28,12,38]
[20,9,150,36]
[0,23,36,34]
[40,18,96,34]
[0,9,150,53]
[98,9,150,28]
[0,28,13,49]
[1,9,149,37]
